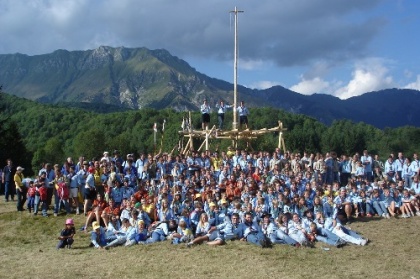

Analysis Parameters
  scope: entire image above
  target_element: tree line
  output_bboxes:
[1,91,419,175]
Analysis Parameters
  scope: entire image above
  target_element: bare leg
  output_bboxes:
[207,239,224,246]
[95,208,101,225]
[101,213,109,227]
[388,201,396,216]
[83,199,91,216]
[84,212,95,232]
[344,204,352,219]
[189,235,209,246]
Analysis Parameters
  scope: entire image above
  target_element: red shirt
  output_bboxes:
[27,187,36,197]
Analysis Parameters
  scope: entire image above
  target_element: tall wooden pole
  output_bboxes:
[230,7,243,130]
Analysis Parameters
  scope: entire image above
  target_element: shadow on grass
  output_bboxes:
[69,246,93,250]
[345,216,384,225]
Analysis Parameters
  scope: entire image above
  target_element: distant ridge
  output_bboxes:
[1,46,419,128]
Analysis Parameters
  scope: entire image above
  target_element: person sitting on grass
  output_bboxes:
[90,221,107,249]
[57,218,76,249]
[308,222,344,248]
[271,214,300,247]
[101,198,120,228]
[238,211,270,248]
[84,193,107,232]
[382,188,397,218]
[140,220,176,244]
[186,213,211,247]
[333,188,354,224]
[169,218,193,245]
[126,219,149,246]
[288,213,310,246]
[105,214,121,242]
[106,218,134,248]
[400,189,416,217]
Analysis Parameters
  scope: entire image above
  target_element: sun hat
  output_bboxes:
[92,221,100,231]
[65,218,74,225]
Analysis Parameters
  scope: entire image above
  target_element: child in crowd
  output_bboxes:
[170,217,193,244]
[57,218,76,249]
[90,221,107,249]
[34,178,48,217]
[27,180,36,213]
[382,188,397,218]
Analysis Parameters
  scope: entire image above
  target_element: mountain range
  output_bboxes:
[0,46,419,129]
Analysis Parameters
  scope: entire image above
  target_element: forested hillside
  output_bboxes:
[1,46,420,128]
[1,92,419,174]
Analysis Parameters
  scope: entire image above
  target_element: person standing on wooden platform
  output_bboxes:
[215,100,233,130]
[237,101,250,130]
[200,99,211,130]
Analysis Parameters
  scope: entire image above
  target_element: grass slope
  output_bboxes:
[0,201,419,279]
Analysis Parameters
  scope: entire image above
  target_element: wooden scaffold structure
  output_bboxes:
[178,112,287,154]
[178,7,288,154]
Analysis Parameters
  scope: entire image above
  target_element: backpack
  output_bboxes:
[57,182,69,200]
[38,186,48,200]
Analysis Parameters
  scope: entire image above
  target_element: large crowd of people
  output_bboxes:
[2,147,420,249]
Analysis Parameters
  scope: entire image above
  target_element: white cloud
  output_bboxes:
[249,80,281,90]
[333,58,395,99]
[238,59,264,71]
[290,77,330,95]
[404,75,420,90]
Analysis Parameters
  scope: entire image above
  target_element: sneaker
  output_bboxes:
[416,212,420,216]
[381,213,386,218]
[366,213,372,217]
[386,214,391,219]
[361,239,367,246]
[186,242,193,248]
[338,240,347,248]
[54,213,58,217]
[401,214,407,218]
[127,239,137,246]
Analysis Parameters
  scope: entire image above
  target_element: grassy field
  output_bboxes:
[0,200,419,279]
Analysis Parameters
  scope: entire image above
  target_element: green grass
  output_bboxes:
[0,200,419,279]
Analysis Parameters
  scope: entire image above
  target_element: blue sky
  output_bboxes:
[0,0,419,99]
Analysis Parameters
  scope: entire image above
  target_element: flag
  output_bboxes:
[153,123,157,132]
[162,119,166,132]
[181,118,185,130]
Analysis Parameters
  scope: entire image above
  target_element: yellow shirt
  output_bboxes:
[182,228,192,236]
[94,170,102,187]
[14,173,24,189]
[211,157,223,171]
[227,150,235,159]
